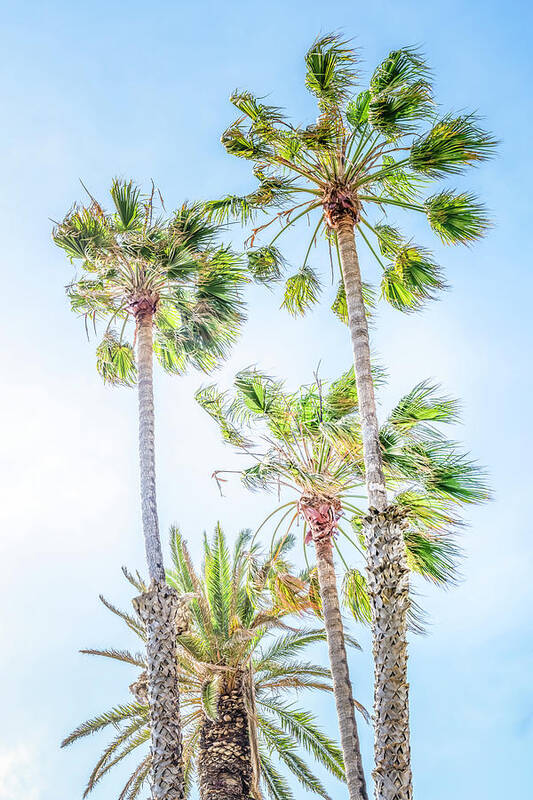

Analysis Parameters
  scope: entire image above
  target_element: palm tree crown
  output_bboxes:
[208,34,496,315]
[64,526,352,800]
[53,179,246,382]
[197,368,490,611]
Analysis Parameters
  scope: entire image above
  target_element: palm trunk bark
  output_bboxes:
[198,672,255,800]
[133,310,186,800]
[313,532,368,800]
[337,218,412,800]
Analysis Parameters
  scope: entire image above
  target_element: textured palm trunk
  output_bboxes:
[198,672,255,800]
[337,219,412,800]
[310,520,368,800]
[133,311,186,800]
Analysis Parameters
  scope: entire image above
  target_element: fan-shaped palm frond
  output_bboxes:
[53,180,246,384]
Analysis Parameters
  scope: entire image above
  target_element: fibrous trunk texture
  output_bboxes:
[364,507,412,800]
[337,220,413,800]
[198,672,255,800]
[135,310,186,800]
[336,220,387,511]
[133,582,190,800]
[137,311,165,583]
[301,497,368,800]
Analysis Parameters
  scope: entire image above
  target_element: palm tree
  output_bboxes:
[197,368,489,800]
[207,35,495,800]
[53,181,246,800]
[63,526,353,800]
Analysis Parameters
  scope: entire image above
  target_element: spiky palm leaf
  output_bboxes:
[208,34,495,317]
[197,368,490,620]
[53,180,246,383]
[64,527,352,800]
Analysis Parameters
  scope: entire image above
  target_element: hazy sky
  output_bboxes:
[1,1,532,798]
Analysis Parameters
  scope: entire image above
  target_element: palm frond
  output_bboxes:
[281,265,322,316]
[424,190,491,244]
[96,332,136,386]
[410,114,497,176]
[305,33,358,108]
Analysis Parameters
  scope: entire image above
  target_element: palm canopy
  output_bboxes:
[64,526,355,800]
[207,34,496,315]
[196,368,490,616]
[53,179,246,383]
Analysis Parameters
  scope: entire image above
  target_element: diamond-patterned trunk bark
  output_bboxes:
[337,219,413,800]
[198,672,255,800]
[364,507,412,800]
[135,311,186,799]
[133,582,190,800]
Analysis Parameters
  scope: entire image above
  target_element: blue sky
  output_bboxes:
[0,0,532,798]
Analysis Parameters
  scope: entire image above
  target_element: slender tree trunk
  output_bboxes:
[313,531,368,800]
[137,311,164,583]
[133,310,186,800]
[198,672,255,800]
[337,219,413,800]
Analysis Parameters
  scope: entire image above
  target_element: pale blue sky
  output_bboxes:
[0,0,532,798]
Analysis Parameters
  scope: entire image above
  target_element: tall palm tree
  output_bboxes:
[63,526,353,800]
[207,34,495,800]
[53,181,246,800]
[197,368,489,800]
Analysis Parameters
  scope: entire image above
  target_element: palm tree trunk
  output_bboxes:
[364,507,411,800]
[133,310,186,800]
[337,219,412,800]
[313,533,368,800]
[137,311,164,583]
[198,672,255,800]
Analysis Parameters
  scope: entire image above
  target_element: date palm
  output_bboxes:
[52,181,246,800]
[63,526,352,800]
[197,368,489,800]
[207,34,495,800]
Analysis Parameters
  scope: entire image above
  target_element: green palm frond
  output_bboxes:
[259,701,345,780]
[424,190,491,244]
[259,716,332,799]
[210,34,495,328]
[96,332,136,386]
[117,755,151,800]
[110,179,141,231]
[410,114,497,177]
[62,703,146,748]
[98,595,145,640]
[67,530,347,800]
[248,245,286,283]
[388,381,460,432]
[404,528,461,585]
[342,569,372,624]
[54,180,246,382]
[370,47,431,95]
[80,648,147,668]
[305,33,358,108]
[381,244,446,312]
[259,750,294,800]
[282,265,322,316]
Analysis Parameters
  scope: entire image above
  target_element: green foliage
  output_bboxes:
[410,114,497,177]
[282,266,322,316]
[96,333,137,386]
[64,528,347,800]
[211,34,494,318]
[53,181,246,385]
[425,190,491,244]
[198,368,490,624]
[304,33,358,107]
[381,244,446,312]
